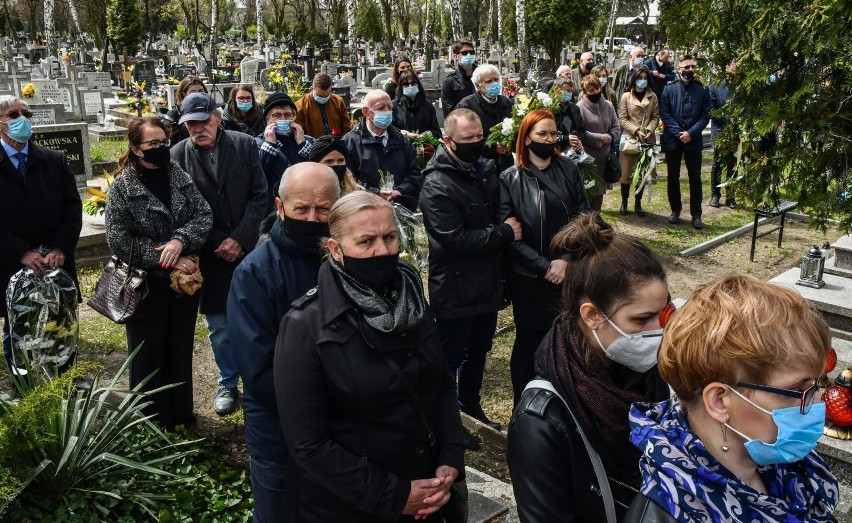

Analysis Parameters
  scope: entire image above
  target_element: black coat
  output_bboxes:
[273,263,466,522]
[623,495,677,523]
[419,145,513,319]
[0,142,82,317]
[498,158,590,277]
[508,386,640,523]
[162,106,190,147]
[222,104,266,137]
[440,64,476,117]
[555,101,587,148]
[392,95,442,138]
[456,92,515,173]
[171,129,268,313]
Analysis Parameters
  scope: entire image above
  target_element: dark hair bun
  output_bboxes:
[550,212,615,259]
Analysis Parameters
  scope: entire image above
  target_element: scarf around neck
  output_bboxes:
[629,399,839,523]
[329,257,426,336]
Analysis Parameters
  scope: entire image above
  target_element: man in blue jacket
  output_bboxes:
[644,49,676,100]
[660,55,712,229]
[708,77,734,208]
[228,162,341,523]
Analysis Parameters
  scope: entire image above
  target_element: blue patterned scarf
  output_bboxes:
[629,399,839,523]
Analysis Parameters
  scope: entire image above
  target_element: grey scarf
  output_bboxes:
[329,257,426,335]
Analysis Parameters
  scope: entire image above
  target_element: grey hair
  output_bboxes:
[278,162,342,202]
[472,64,500,87]
[0,95,25,113]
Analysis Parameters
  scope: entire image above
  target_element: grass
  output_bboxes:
[90,138,128,164]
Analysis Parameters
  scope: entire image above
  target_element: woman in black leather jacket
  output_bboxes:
[507,212,671,523]
[498,109,589,403]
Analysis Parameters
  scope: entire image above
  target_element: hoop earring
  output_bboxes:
[721,416,730,453]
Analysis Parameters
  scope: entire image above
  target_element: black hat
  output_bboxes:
[178,93,219,124]
[263,92,297,120]
[309,135,348,162]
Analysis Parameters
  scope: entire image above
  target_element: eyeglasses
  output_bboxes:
[401,81,418,87]
[459,50,475,56]
[736,380,819,414]
[137,138,170,149]
[3,110,33,119]
[235,96,253,102]
[681,65,697,70]
[269,112,295,119]
[532,131,560,140]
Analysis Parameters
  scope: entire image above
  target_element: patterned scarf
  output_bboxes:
[329,257,426,336]
[629,399,839,523]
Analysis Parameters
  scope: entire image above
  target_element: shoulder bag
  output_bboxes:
[604,137,622,184]
[523,378,617,523]
[88,237,149,324]
[620,105,646,156]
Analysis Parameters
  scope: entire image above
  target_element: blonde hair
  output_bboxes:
[581,74,601,93]
[659,273,831,403]
[328,191,394,241]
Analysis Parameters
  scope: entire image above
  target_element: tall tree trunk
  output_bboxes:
[484,0,492,45]
[67,0,82,39]
[516,0,527,83]
[497,0,503,46]
[346,0,355,43]
[44,0,54,54]
[256,0,263,48]
[449,0,462,41]
[379,0,392,48]
[423,0,434,70]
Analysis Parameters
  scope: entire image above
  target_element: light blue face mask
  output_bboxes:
[599,77,609,86]
[725,386,825,466]
[636,79,648,89]
[276,119,291,134]
[313,93,330,105]
[6,116,33,143]
[484,82,502,98]
[634,58,645,66]
[372,110,393,129]
[237,101,253,112]
[403,85,420,98]
[460,53,475,67]
[561,93,573,103]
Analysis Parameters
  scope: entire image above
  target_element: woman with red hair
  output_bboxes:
[499,109,590,403]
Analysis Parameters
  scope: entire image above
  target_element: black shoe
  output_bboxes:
[635,202,646,217]
[726,198,736,209]
[619,204,628,215]
[462,407,502,431]
[213,387,240,416]
[692,217,704,230]
[668,213,680,224]
[462,428,481,451]
[709,196,721,208]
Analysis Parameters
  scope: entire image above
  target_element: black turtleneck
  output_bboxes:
[139,165,171,209]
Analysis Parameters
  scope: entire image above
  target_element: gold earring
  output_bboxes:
[721,415,730,453]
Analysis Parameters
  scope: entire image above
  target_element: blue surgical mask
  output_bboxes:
[372,110,393,129]
[403,85,420,98]
[561,93,573,103]
[460,53,475,67]
[636,79,648,89]
[634,58,645,66]
[725,386,825,466]
[598,77,609,86]
[592,318,662,373]
[276,119,291,134]
[237,101,253,112]
[6,116,33,143]
[484,82,502,98]
[313,93,330,105]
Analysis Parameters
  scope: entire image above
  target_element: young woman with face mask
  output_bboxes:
[391,70,442,139]
[624,274,837,523]
[222,84,265,137]
[507,212,671,523]
[104,116,213,431]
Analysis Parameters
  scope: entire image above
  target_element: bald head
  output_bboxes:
[364,89,392,110]
[276,162,341,223]
[630,47,646,60]
[363,89,393,134]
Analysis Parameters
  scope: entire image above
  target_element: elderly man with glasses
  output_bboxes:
[0,95,82,380]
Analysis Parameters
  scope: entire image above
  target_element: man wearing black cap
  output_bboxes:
[171,92,267,417]
[257,92,314,213]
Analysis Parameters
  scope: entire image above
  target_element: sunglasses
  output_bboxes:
[4,110,33,119]
[459,50,475,56]
[736,380,819,415]
[401,81,418,87]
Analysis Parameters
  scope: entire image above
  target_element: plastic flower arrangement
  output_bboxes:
[486,89,559,149]
[83,172,115,215]
[20,82,36,98]
[126,81,150,116]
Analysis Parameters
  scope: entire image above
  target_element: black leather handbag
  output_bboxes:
[604,136,622,184]
[88,238,149,324]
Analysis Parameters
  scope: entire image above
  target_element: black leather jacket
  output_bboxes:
[441,63,476,117]
[622,494,677,523]
[498,157,590,277]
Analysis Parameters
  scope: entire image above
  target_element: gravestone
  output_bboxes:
[32,79,60,104]
[132,60,158,93]
[31,123,92,192]
[78,89,104,123]
[83,72,112,94]
[28,103,66,125]
[240,57,260,84]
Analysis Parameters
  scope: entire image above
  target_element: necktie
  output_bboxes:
[12,152,26,177]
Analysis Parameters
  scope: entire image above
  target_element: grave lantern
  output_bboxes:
[796,244,826,289]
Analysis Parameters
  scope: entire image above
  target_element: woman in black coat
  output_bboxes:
[498,109,590,404]
[105,116,213,430]
[507,213,671,522]
[392,70,442,138]
[274,191,465,522]
[384,57,413,100]
[552,77,587,151]
[222,84,265,136]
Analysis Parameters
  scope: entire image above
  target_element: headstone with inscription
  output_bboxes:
[240,58,260,84]
[27,103,66,125]
[32,79,60,104]
[83,72,112,94]
[78,89,104,123]
[31,123,92,192]
[132,60,158,93]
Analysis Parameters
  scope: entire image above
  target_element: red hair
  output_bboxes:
[516,109,559,170]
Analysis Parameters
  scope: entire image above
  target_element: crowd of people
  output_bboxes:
[0,37,838,522]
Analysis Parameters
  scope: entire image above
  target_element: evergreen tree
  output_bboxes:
[107,0,144,56]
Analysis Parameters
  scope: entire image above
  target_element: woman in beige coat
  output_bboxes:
[618,64,660,216]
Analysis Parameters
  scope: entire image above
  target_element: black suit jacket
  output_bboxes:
[0,141,83,316]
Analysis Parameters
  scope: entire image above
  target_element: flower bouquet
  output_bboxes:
[83,172,114,216]
[393,204,428,272]
[405,131,443,168]
[631,143,658,201]
[503,77,519,99]
[486,89,559,150]
[20,82,36,99]
[5,264,79,383]
[564,148,601,200]
[379,169,395,194]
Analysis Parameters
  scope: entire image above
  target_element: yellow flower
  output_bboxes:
[21,83,36,98]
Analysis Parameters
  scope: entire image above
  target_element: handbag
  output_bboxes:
[88,237,149,324]
[603,137,622,184]
[620,107,647,156]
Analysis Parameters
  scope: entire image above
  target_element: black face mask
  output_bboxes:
[140,145,171,169]
[342,253,399,290]
[330,164,348,182]
[450,138,485,164]
[587,92,603,103]
[281,218,330,249]
[681,70,695,81]
[527,140,556,159]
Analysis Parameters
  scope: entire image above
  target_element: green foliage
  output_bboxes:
[525,0,598,68]
[355,0,385,43]
[661,0,852,232]
[106,0,145,56]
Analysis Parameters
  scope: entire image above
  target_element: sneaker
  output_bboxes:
[726,198,736,209]
[692,217,704,230]
[668,213,680,224]
[213,387,240,416]
[462,427,481,451]
[709,196,721,208]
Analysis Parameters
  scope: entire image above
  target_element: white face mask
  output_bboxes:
[592,317,662,372]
